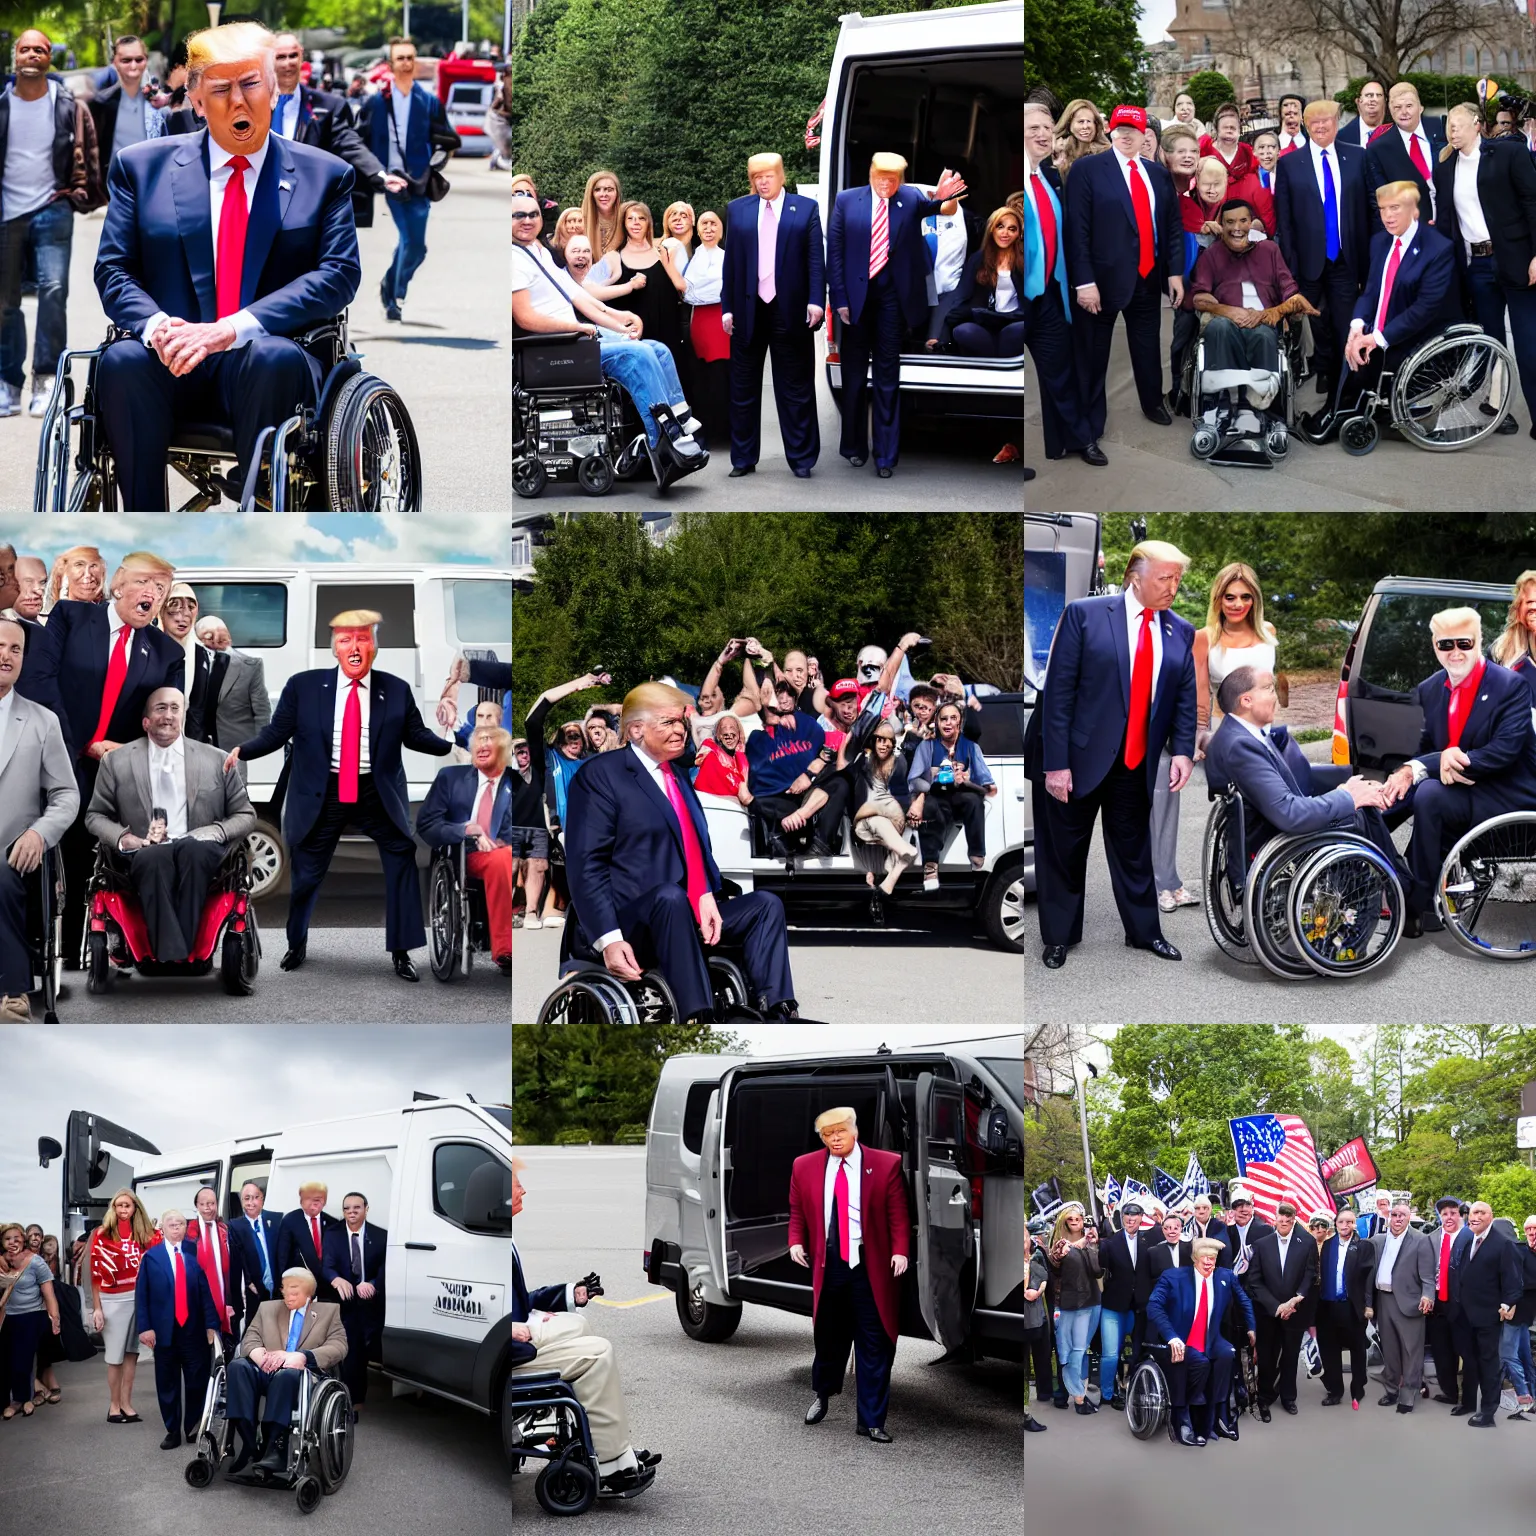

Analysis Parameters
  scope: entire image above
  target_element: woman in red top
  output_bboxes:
[90,1188,158,1424]
[1198,103,1275,234]
[691,714,752,803]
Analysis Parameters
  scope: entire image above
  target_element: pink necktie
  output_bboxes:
[835,1158,851,1262]
[660,762,710,919]
[757,198,778,303]
[473,779,494,834]
[1374,238,1403,336]
[339,679,361,804]
[870,193,889,278]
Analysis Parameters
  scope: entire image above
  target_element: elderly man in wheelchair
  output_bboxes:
[1187,199,1318,466]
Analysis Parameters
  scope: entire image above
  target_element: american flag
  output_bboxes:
[1229,1114,1336,1223]
[1124,1177,1156,1212]
[1103,1174,1122,1212]
[805,98,826,150]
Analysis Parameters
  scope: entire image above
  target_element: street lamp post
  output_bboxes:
[1075,1061,1099,1224]
[207,2,222,27]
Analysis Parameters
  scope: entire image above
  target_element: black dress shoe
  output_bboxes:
[1469,1412,1497,1427]
[805,1395,829,1424]
[1450,1403,1476,1416]
[793,467,812,478]
[1212,1417,1239,1441]
[807,837,833,857]
[857,1425,893,1442]
[1125,936,1182,961]
[1257,1402,1271,1423]
[1313,374,1334,399]
[846,455,867,467]
[1297,409,1339,445]
[160,1431,180,1450]
[1024,1414,1047,1432]
[728,464,755,477]
[1107,1395,1126,1410]
[1023,465,1036,481]
[763,1000,800,1020]
[1175,1421,1199,1446]
[1080,440,1108,467]
[1378,1393,1398,1406]
[497,956,511,976]
[1396,1402,1414,1413]
[255,1427,290,1473]
[1073,1400,1097,1415]
[1321,1393,1343,1406]
[392,951,420,982]
[1143,405,1173,426]
[280,943,307,971]
[1281,1401,1298,1415]
[1042,945,1067,969]
[1404,910,1444,938]
[1432,1392,1458,1404]
[1496,414,1520,434]
[1529,424,1536,441]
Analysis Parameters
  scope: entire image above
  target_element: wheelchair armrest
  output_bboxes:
[511,1369,565,1385]
[513,331,592,347]
[1207,780,1235,803]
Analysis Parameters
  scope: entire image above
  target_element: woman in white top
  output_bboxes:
[658,201,696,274]
[682,210,729,447]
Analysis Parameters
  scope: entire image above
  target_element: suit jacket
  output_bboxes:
[416,763,512,846]
[1365,119,1448,216]
[84,733,256,848]
[0,692,78,852]
[321,1220,387,1318]
[1408,660,1536,819]
[1224,1216,1274,1267]
[1147,1237,1193,1281]
[1273,138,1372,282]
[285,82,387,226]
[359,81,457,187]
[787,1144,910,1344]
[720,191,827,349]
[1024,163,1071,318]
[1246,1228,1318,1317]
[228,1208,283,1319]
[511,1240,571,1366]
[85,81,165,184]
[94,130,361,341]
[204,650,270,751]
[275,1208,344,1302]
[467,659,511,692]
[1063,148,1182,310]
[1353,221,1457,354]
[1371,1224,1437,1316]
[235,667,450,846]
[1024,592,1198,800]
[1148,1264,1256,1354]
[133,1236,220,1342]
[1431,136,1536,290]
[1449,1224,1524,1327]
[236,1298,348,1372]
[564,743,725,949]
[827,182,945,328]
[1205,715,1357,855]
[1316,1233,1375,1320]
[1099,1227,1158,1311]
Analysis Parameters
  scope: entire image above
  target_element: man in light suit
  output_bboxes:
[1246,1202,1319,1414]
[1371,1196,1437,1411]
[84,686,256,961]
[227,1180,282,1335]
[134,1208,221,1450]
[827,152,967,476]
[191,616,270,753]
[274,1181,341,1304]
[1024,539,1197,969]
[0,618,77,1020]
[1315,1207,1376,1407]
[320,1192,386,1411]
[1448,1200,1524,1425]
[720,150,826,478]
[563,681,796,1021]
[92,21,362,508]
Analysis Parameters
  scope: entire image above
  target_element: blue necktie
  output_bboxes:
[1322,149,1340,263]
[922,217,938,267]
[285,1308,303,1351]
[253,1219,272,1293]
[275,93,293,136]
[1260,168,1270,189]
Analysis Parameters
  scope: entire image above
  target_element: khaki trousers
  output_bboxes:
[511,1311,633,1464]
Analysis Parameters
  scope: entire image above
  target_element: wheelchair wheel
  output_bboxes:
[707,955,753,1014]
[632,969,681,1023]
[85,931,112,994]
[1201,799,1255,964]
[1288,840,1405,976]
[535,973,641,1024]
[429,857,464,981]
[184,1455,215,1488]
[221,917,258,996]
[1392,328,1515,451]
[1438,811,1536,959]
[577,453,614,495]
[535,1451,598,1516]
[312,1379,353,1492]
[244,823,287,899]
[1339,415,1378,455]
[1190,423,1220,459]
[1125,1358,1169,1440]
[324,374,422,511]
[513,457,547,499]
[1244,833,1340,978]
[295,1475,323,1516]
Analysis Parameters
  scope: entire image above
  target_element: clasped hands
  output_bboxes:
[1344,328,1378,371]
[152,316,238,377]
[250,1345,307,1373]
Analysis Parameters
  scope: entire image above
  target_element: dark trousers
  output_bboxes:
[1317,1298,1369,1399]
[1024,290,1093,456]
[729,297,819,471]
[152,1320,211,1436]
[1164,1344,1234,1434]
[813,1243,896,1429]
[1468,254,1536,424]
[1169,305,1199,402]
[916,785,987,863]
[225,1355,303,1426]
[1256,1309,1304,1406]
[837,269,904,467]
[98,335,320,511]
[1024,1321,1054,1405]
[0,860,30,994]
[1465,1318,1504,1414]
[61,780,99,965]
[0,1310,47,1407]
[287,773,424,952]
[1296,255,1359,385]
[754,773,853,851]
[338,1301,382,1405]
[1031,755,1161,949]
[1072,273,1165,438]
[0,199,72,388]
[127,837,227,961]
[1386,778,1479,916]
[1426,1296,1463,1399]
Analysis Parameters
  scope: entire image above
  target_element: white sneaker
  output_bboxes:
[522,913,543,930]
[0,382,19,418]
[27,376,53,417]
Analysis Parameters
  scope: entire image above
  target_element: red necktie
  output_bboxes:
[216,155,250,320]
[172,1247,188,1327]
[1031,173,1057,280]
[200,1221,222,1311]
[1187,1275,1209,1352]
[311,1215,322,1260]
[473,779,494,836]
[1128,160,1154,278]
[834,1157,851,1262]
[1439,1229,1452,1302]
[660,761,710,920]
[89,623,133,749]
[339,679,361,804]
[1374,238,1402,337]
[1408,132,1430,181]
[870,192,889,278]
[1124,607,1154,770]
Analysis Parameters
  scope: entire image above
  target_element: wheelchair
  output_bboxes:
[16,844,64,1023]
[34,314,422,511]
[1325,323,1516,456]
[1125,1336,1256,1442]
[84,841,260,997]
[428,839,502,981]
[1435,809,1536,958]
[1201,783,1406,978]
[185,1346,353,1515]
[1187,313,1303,468]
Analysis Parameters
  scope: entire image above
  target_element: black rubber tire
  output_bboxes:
[324,374,422,511]
[674,1279,742,1342]
[295,1475,322,1515]
[184,1457,214,1488]
[430,858,462,982]
[535,1452,598,1516]
[85,930,111,994]
[513,457,547,498]
[313,1381,352,1491]
[980,866,1026,953]
[221,927,254,996]
[577,453,614,495]
[1340,415,1379,456]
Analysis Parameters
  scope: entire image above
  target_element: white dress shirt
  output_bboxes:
[330,667,373,774]
[1308,137,1341,213]
[1275,1229,1293,1276]
[272,89,301,139]
[1233,1220,1254,1255]
[822,1149,864,1267]
[1376,1225,1406,1288]
[148,735,189,840]
[1123,587,1165,707]
[682,243,724,305]
[1124,1232,1139,1268]
[1453,143,1492,257]
[1279,128,1308,154]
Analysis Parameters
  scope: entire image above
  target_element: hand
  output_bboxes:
[1364,1307,1373,1320]
[223,746,242,776]
[899,631,923,653]
[580,671,612,690]
[891,1254,908,1277]
[139,1330,156,1349]
[626,272,646,292]
[435,697,458,730]
[1168,1338,1186,1363]
[51,1314,61,1335]
[807,305,823,329]
[786,774,812,796]
[789,1244,809,1267]
[1381,765,1415,806]
[1344,775,1385,808]
[87,739,121,761]
[1045,768,1072,803]
[602,939,645,982]
[721,312,733,336]
[7,829,43,874]
[1528,254,1536,287]
[697,890,722,946]
[157,317,238,377]
[1169,755,1193,792]
[744,637,763,658]
[1247,1330,1257,1346]
[1501,1303,1516,1320]
[781,805,811,831]
[1441,744,1473,786]
[260,1351,284,1374]
[1075,283,1102,314]
[357,1281,376,1299]
[92,1307,104,1332]
[933,167,967,201]
[205,1328,219,1347]
[332,1277,355,1300]
[1167,276,1184,307]
[283,1351,306,1370]
[925,337,938,349]
[382,172,411,194]
[1277,1300,1296,1319]
[1201,219,1223,238]
[1195,727,1211,761]
[511,1321,533,1342]
[906,794,924,825]
[837,306,850,324]
[1231,306,1261,329]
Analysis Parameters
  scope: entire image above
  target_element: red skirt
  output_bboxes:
[690,303,729,363]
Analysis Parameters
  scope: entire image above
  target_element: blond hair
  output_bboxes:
[1430,606,1483,642]
[110,551,175,590]
[1375,179,1421,207]
[618,682,691,740]
[1191,1237,1224,1260]
[1492,569,1536,666]
[97,1188,155,1249]
[1439,103,1482,163]
[746,151,784,178]
[580,169,624,262]
[814,1106,857,1133]
[1202,561,1278,652]
[1302,98,1340,125]
[297,1180,329,1199]
[1124,539,1190,583]
[185,21,276,90]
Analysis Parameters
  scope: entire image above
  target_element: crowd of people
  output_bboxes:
[512,153,1026,483]
[1026,537,1536,968]
[1025,77,1536,474]
[1025,1188,1536,1445]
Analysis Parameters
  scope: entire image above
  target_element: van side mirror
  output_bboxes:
[38,1136,62,1168]
[982,1107,1009,1153]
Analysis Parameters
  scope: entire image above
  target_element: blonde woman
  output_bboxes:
[594,201,687,375]
[1491,569,1536,685]
[580,169,625,264]
[548,206,585,270]
[658,200,696,273]
[1053,98,1108,177]
[90,1189,157,1423]
[45,545,106,610]
[1044,1204,1101,1414]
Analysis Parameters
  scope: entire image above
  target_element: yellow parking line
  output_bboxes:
[591,1292,672,1308]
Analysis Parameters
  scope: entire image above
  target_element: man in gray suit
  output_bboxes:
[0,618,78,1019]
[1371,1196,1437,1413]
[193,617,271,753]
[84,687,256,961]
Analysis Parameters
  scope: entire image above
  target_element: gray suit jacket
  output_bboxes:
[209,650,271,750]
[1373,1226,1437,1317]
[0,693,79,851]
[84,735,257,849]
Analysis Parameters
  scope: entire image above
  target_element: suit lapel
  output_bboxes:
[369,674,387,759]
[173,135,218,320]
[242,143,287,310]
[0,697,25,782]
[1107,595,1131,711]
[625,748,686,860]
[131,738,153,823]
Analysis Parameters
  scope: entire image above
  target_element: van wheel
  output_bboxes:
[675,1279,741,1342]
[244,822,288,899]
[981,865,1025,953]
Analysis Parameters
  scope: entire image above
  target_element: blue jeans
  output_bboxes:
[1054,1304,1099,1398]
[1098,1306,1135,1398]
[1501,1320,1535,1397]
[598,336,686,447]
[382,191,431,305]
[0,197,73,386]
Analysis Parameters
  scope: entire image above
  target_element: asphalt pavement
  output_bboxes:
[511,916,1023,1024]
[512,1146,1019,1534]
[0,160,508,513]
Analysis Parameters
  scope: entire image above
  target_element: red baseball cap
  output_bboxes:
[1107,105,1149,134]
[828,678,860,699]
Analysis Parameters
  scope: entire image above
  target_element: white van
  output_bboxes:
[815,1,1024,428]
[171,562,511,896]
[44,1097,518,1441]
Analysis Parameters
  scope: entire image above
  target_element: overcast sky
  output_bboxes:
[1141,0,1175,42]
[731,1025,1021,1058]
[4,1026,509,1231]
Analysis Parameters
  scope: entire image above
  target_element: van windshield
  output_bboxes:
[482,1106,512,1130]
[979,1057,1022,1108]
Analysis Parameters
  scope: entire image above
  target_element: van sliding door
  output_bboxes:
[913,1072,973,1349]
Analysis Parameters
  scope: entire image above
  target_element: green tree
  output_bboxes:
[1182,70,1236,123]
[1024,0,1144,107]
[1024,1094,1091,1207]
[1375,1125,1478,1212]
[1477,1162,1536,1223]
[1333,73,1482,116]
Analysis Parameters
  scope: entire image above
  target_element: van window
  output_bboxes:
[187,583,287,648]
[974,697,1023,757]
[447,579,512,645]
[314,584,416,649]
[1357,593,1509,695]
[433,1143,511,1235]
[682,1082,716,1155]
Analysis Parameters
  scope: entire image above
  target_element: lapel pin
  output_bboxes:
[279,179,292,192]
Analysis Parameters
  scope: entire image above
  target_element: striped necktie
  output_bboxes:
[870,193,889,277]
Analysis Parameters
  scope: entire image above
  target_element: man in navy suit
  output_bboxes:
[826,152,966,476]
[321,1192,386,1410]
[720,151,826,478]
[92,22,362,509]
[1147,1238,1256,1445]
[1380,606,1536,933]
[1097,1201,1157,1408]
[275,1181,342,1303]
[1315,1207,1376,1407]
[1063,104,1183,440]
[1448,1200,1524,1425]
[226,609,451,980]
[133,1209,221,1449]
[1024,539,1197,969]
[1364,82,1446,218]
[563,681,797,1021]
[228,1180,282,1335]
[1273,100,1372,401]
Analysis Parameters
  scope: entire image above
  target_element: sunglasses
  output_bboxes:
[511,211,540,221]
[1435,637,1477,652]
